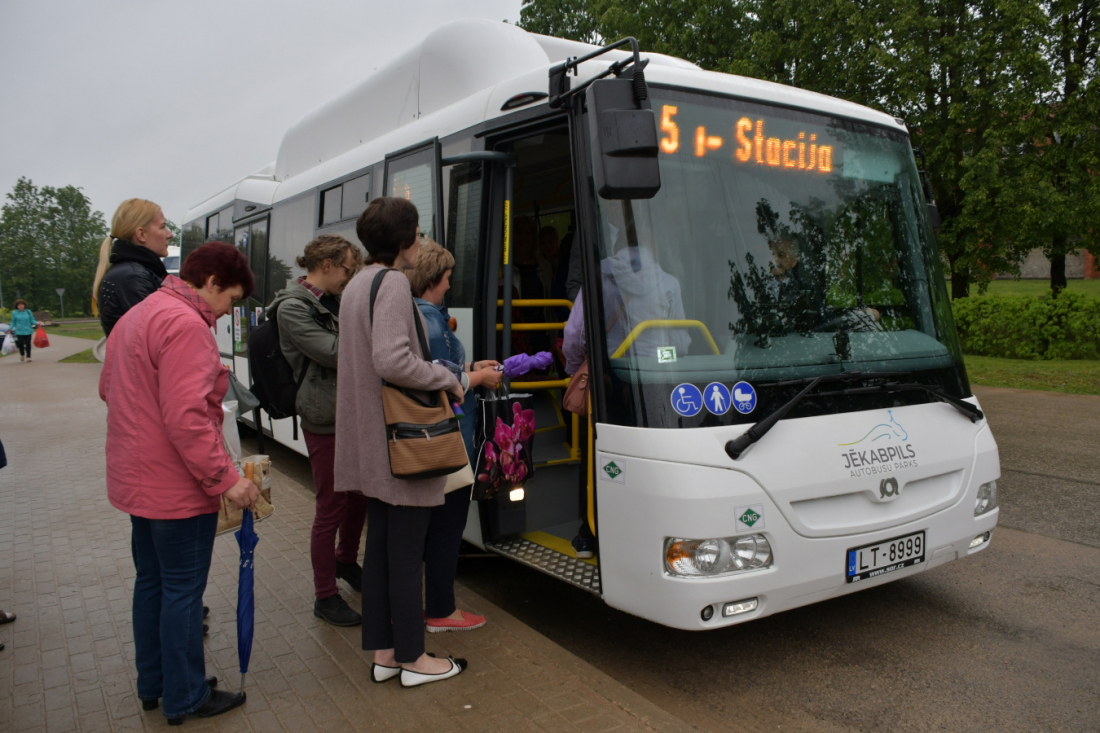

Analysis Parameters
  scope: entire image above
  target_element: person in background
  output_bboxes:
[407,241,501,633]
[0,609,11,653]
[100,242,259,724]
[269,234,366,627]
[8,299,43,362]
[336,197,469,688]
[536,226,560,297]
[562,202,690,559]
[0,437,9,653]
[96,198,173,337]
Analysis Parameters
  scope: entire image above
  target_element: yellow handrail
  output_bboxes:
[497,322,567,331]
[498,299,574,310]
[610,320,720,358]
[587,393,595,536]
[510,378,570,390]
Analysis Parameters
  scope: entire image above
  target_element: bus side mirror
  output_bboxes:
[586,79,661,199]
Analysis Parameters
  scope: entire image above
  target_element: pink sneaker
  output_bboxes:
[425,610,486,633]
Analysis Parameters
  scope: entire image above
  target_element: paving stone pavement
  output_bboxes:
[0,334,692,733]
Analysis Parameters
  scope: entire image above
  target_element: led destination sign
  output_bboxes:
[659,104,835,173]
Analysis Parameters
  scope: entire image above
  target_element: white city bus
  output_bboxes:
[182,19,1000,630]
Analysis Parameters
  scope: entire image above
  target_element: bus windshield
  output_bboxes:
[587,88,968,428]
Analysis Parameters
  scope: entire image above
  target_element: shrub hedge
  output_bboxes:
[951,292,1100,360]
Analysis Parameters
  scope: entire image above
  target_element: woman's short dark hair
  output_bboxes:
[14,298,27,308]
[180,241,255,298]
[356,197,419,265]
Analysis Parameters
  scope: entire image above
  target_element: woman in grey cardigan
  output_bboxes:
[334,197,468,688]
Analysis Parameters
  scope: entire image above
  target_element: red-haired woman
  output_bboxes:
[99,242,259,725]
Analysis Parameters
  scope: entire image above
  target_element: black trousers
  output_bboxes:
[361,498,432,663]
[424,488,471,619]
[15,334,31,358]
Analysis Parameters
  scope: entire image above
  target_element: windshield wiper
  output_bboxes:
[724,372,983,460]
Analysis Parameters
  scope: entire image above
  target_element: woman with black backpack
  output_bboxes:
[268,234,366,627]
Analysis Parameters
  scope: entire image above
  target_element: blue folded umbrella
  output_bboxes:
[235,510,258,693]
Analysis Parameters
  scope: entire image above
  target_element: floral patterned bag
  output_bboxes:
[472,390,536,501]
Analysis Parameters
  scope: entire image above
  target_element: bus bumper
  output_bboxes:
[595,451,1000,631]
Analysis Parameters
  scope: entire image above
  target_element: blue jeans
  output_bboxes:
[130,513,217,718]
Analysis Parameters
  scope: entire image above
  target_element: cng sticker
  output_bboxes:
[599,456,625,484]
[735,504,765,532]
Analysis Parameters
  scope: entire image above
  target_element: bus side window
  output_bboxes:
[444,161,484,309]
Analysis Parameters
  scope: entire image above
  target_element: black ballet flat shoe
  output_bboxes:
[141,676,218,711]
[203,606,210,619]
[166,689,245,725]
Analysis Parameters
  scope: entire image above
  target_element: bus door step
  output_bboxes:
[486,535,601,595]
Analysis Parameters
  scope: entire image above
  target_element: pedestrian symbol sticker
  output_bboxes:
[704,382,731,415]
[732,381,757,414]
[670,383,703,417]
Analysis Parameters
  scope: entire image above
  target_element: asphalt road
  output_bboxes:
[454,386,1100,732]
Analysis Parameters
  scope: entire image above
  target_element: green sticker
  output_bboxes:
[739,508,760,527]
[603,461,622,479]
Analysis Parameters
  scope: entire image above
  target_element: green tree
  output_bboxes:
[0,177,107,315]
[520,0,1070,298]
[1013,0,1099,295]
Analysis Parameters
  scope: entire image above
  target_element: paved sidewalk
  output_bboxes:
[0,335,692,733]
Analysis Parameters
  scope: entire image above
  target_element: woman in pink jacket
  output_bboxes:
[99,242,259,725]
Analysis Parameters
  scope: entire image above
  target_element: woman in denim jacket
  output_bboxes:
[408,240,501,633]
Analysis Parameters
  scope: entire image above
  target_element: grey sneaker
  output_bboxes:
[314,594,361,627]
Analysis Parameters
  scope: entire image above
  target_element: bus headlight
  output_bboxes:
[665,535,772,577]
[974,481,998,516]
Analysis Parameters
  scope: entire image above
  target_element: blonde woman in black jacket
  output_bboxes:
[95,199,173,337]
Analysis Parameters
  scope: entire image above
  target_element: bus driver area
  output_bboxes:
[180,18,1000,632]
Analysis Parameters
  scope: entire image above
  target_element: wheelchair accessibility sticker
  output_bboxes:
[732,381,757,414]
[671,383,703,417]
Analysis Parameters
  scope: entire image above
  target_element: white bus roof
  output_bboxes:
[186,19,903,223]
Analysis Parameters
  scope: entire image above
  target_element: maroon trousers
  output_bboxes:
[303,429,367,599]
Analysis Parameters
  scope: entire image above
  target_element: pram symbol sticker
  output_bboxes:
[704,382,732,415]
[657,347,677,363]
[732,381,757,414]
[670,383,703,417]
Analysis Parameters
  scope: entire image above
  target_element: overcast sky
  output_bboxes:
[0,0,522,229]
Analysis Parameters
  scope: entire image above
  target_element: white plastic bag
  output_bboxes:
[222,400,242,464]
[1,332,14,356]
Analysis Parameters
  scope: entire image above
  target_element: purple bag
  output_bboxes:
[472,390,536,501]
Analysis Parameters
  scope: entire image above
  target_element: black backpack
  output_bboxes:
[247,298,321,438]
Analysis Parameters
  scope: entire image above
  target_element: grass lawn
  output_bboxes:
[978,279,1100,298]
[47,322,105,341]
[59,348,100,363]
[965,355,1100,396]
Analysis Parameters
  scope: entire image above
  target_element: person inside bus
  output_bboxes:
[100,242,259,724]
[95,198,174,337]
[407,240,502,633]
[269,234,366,627]
[337,197,469,688]
[562,202,690,558]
